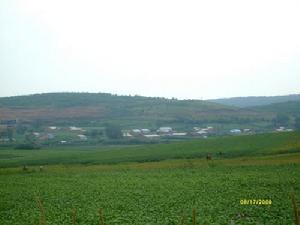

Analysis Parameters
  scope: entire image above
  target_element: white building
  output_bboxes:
[172,132,187,136]
[157,127,173,133]
[78,134,87,140]
[132,129,142,134]
[196,130,207,135]
[230,129,242,134]
[33,132,40,137]
[144,134,160,138]
[275,127,293,132]
[123,132,133,137]
[70,126,85,131]
[141,129,151,134]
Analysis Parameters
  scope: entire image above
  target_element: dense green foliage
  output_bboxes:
[272,114,290,127]
[1,132,300,168]
[295,117,300,130]
[105,124,123,139]
[251,101,300,116]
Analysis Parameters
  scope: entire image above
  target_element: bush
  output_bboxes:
[14,143,41,150]
[105,124,123,139]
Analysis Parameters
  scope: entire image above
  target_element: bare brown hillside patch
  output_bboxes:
[0,106,106,120]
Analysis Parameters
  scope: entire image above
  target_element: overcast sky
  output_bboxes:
[1,0,300,99]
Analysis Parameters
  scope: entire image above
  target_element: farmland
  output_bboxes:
[1,131,300,168]
[0,132,300,224]
[0,155,300,225]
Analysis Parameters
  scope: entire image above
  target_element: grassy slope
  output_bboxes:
[1,131,300,168]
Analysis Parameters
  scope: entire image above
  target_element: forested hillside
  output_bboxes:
[210,94,300,107]
[0,93,271,129]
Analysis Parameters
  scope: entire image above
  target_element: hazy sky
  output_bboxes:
[1,0,300,99]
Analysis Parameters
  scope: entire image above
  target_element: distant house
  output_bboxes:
[230,129,242,134]
[172,132,187,136]
[131,129,142,135]
[157,127,173,133]
[193,126,213,135]
[78,134,87,140]
[49,126,57,130]
[141,129,150,134]
[70,126,85,131]
[123,132,133,137]
[196,130,207,135]
[144,134,160,138]
[194,126,213,130]
[33,132,40,137]
[275,127,293,132]
[275,127,285,132]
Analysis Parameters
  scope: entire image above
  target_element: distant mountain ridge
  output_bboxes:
[0,92,299,130]
[250,101,300,116]
[0,92,229,109]
[0,92,249,128]
[209,94,300,108]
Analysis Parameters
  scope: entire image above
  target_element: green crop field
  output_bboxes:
[1,132,300,224]
[1,132,300,168]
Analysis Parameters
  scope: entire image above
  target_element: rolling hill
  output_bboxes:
[0,92,271,129]
[210,94,300,107]
[249,101,300,116]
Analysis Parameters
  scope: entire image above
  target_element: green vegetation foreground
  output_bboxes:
[0,155,300,224]
[1,132,300,224]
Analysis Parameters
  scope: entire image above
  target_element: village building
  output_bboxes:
[141,129,150,134]
[78,134,87,140]
[172,132,187,136]
[144,134,160,138]
[33,132,40,137]
[196,130,208,135]
[157,127,173,133]
[131,129,142,136]
[275,127,293,132]
[70,126,85,131]
[123,132,133,137]
[230,129,242,134]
